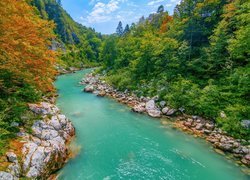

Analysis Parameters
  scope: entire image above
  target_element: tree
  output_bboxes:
[100,37,117,69]
[139,16,145,24]
[157,5,164,13]
[0,0,57,92]
[116,21,123,36]
[57,0,62,6]
[123,24,130,35]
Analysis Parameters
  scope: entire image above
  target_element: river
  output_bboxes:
[55,69,248,180]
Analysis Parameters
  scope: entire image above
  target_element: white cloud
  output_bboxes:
[147,0,164,6]
[82,0,130,24]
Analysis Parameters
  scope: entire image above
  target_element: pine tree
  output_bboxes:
[116,21,123,36]
[157,5,164,13]
[139,16,145,24]
[57,0,62,6]
[123,24,130,35]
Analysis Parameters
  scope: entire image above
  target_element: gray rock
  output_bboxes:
[8,163,21,177]
[10,122,19,127]
[29,102,59,115]
[26,166,40,178]
[97,90,106,97]
[204,129,211,134]
[145,100,156,111]
[22,142,38,172]
[84,85,94,92]
[147,109,161,118]
[48,116,62,130]
[192,116,198,120]
[205,123,215,130]
[41,129,59,140]
[132,103,146,113]
[159,101,166,108]
[241,120,250,129]
[166,109,176,116]
[0,172,14,180]
[6,152,17,163]
[195,123,204,130]
[162,107,169,114]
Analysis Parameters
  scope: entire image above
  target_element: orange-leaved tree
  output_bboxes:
[0,0,57,93]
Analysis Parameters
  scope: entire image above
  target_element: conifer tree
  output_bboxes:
[116,21,123,36]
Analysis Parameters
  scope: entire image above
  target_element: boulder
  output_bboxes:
[48,116,61,130]
[162,107,169,114]
[195,123,204,130]
[241,154,250,166]
[241,120,250,129]
[84,85,94,92]
[205,123,215,130]
[132,103,146,113]
[29,102,59,115]
[22,102,75,178]
[8,162,21,177]
[145,100,156,111]
[166,108,176,116]
[162,106,176,116]
[0,172,14,180]
[97,90,106,97]
[148,109,161,118]
[6,152,17,163]
[159,101,166,108]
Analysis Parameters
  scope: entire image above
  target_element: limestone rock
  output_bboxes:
[132,103,146,113]
[97,90,106,97]
[84,85,94,92]
[195,123,204,130]
[0,172,14,180]
[8,163,21,177]
[162,107,169,114]
[159,101,166,108]
[145,100,156,111]
[148,109,161,118]
[6,152,17,163]
[166,109,176,116]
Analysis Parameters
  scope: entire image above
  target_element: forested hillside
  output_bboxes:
[0,0,102,157]
[99,0,250,138]
[32,0,103,67]
[0,0,58,155]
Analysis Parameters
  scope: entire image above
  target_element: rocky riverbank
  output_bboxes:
[80,73,250,169]
[0,102,75,179]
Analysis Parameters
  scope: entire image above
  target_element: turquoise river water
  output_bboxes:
[55,69,248,180]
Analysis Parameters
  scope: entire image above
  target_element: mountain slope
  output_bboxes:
[31,0,102,66]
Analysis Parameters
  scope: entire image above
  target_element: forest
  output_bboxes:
[99,0,250,139]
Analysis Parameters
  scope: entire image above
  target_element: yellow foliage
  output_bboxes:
[0,0,57,92]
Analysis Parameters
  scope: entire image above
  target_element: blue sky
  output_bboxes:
[61,0,180,34]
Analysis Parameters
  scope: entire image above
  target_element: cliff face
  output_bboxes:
[0,102,75,179]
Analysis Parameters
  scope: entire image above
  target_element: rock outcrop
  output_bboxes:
[2,102,75,179]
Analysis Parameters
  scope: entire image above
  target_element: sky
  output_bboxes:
[61,0,180,34]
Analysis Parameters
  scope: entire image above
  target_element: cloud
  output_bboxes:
[82,0,130,24]
[147,0,164,6]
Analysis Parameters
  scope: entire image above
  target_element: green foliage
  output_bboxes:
[100,0,250,139]
[32,0,103,66]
